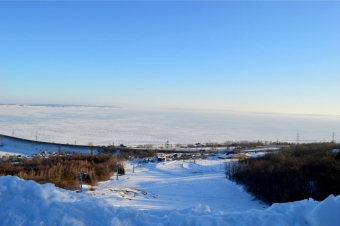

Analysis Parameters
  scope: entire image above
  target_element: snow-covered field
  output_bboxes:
[1,159,340,226]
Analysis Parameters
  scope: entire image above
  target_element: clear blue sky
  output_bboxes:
[0,1,339,115]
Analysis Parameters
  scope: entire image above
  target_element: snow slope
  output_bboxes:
[1,159,340,225]
[0,136,100,156]
[90,159,266,212]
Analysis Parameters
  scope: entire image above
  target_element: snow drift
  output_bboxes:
[0,176,340,226]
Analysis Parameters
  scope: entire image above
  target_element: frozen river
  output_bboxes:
[0,105,339,146]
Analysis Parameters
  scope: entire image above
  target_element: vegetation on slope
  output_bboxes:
[226,142,340,204]
[0,153,124,190]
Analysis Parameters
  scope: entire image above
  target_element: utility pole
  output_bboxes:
[89,142,93,155]
[194,144,197,164]
[165,139,169,149]
[78,171,84,192]
[332,132,335,143]
[297,133,299,144]
[116,163,119,180]
[1,134,4,147]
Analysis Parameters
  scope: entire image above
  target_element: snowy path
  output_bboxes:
[89,158,267,212]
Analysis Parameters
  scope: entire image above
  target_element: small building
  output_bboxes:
[226,153,251,160]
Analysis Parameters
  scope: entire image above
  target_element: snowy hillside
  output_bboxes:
[1,159,340,226]
[0,136,100,156]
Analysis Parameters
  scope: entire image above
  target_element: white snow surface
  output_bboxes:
[90,159,266,212]
[1,105,340,146]
[0,136,96,156]
[1,159,340,226]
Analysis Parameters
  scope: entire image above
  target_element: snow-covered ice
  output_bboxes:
[1,105,339,146]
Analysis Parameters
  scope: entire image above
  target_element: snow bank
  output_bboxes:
[0,176,118,225]
[305,195,340,226]
[0,176,340,226]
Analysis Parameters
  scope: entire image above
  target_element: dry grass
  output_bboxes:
[89,187,96,191]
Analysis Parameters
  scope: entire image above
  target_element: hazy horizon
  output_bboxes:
[1,102,340,118]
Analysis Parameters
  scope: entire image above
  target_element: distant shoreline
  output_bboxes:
[0,104,121,109]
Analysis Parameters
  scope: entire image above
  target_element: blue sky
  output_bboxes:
[0,1,339,115]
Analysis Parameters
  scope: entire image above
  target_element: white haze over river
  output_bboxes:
[0,105,339,146]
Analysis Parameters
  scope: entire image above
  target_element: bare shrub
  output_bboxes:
[1,154,121,190]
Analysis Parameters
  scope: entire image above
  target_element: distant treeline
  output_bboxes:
[102,140,275,155]
[0,154,124,190]
[226,142,340,204]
